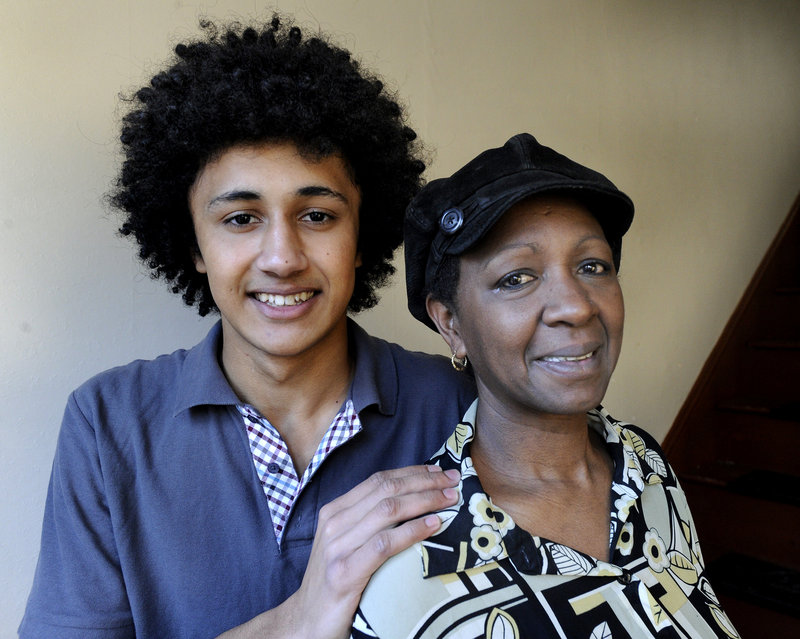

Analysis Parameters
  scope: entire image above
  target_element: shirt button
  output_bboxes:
[618,570,632,585]
[267,462,281,474]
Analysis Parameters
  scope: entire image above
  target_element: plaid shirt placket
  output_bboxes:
[238,400,361,542]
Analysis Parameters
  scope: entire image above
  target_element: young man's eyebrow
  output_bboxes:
[207,190,261,209]
[206,185,350,210]
[295,185,350,203]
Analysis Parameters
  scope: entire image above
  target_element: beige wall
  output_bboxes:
[2,0,799,633]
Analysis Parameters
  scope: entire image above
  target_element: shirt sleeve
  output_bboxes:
[18,391,135,638]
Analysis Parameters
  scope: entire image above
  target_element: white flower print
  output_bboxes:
[643,528,670,573]
[469,493,514,535]
[612,484,638,522]
[460,455,477,480]
[617,521,634,556]
[470,524,505,562]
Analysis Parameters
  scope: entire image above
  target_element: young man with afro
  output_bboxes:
[19,17,474,639]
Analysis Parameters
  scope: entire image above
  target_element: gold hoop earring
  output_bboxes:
[451,352,468,372]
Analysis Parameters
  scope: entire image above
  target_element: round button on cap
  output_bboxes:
[439,208,464,234]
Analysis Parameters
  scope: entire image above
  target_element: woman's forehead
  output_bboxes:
[466,196,606,258]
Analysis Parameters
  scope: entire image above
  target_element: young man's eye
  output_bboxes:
[498,272,535,289]
[226,213,256,226]
[302,210,332,223]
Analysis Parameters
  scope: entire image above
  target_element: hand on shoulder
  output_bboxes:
[218,464,459,639]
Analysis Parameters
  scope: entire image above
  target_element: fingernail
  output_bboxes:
[444,469,460,481]
[443,487,458,500]
[424,514,441,528]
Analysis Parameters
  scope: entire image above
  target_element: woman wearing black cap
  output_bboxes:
[351,134,739,639]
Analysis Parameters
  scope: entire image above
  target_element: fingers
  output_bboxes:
[317,465,460,539]
[316,509,452,608]
[288,465,461,638]
[323,464,457,513]
[314,465,460,583]
[353,510,447,565]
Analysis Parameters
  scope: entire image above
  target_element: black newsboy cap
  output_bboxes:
[404,133,635,330]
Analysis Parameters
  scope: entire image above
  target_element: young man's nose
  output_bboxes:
[254,222,308,276]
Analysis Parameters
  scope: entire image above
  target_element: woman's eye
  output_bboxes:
[579,261,611,275]
[499,272,535,289]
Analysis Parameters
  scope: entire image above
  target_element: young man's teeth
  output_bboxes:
[542,352,594,363]
[254,291,314,306]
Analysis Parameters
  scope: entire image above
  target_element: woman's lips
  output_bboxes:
[540,350,596,363]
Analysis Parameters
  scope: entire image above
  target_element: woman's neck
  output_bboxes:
[470,399,614,560]
[471,400,602,483]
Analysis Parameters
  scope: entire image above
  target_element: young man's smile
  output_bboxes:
[252,290,316,307]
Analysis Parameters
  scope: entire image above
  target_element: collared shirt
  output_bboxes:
[20,320,476,639]
[239,399,361,541]
[353,400,740,639]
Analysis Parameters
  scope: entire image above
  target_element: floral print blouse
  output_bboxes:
[352,400,739,639]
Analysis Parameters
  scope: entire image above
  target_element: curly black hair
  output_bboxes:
[111,16,425,316]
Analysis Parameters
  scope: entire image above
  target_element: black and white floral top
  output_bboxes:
[352,400,739,639]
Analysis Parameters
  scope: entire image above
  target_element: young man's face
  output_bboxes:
[189,142,362,368]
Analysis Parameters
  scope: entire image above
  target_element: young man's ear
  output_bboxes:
[425,295,466,359]
[192,248,207,274]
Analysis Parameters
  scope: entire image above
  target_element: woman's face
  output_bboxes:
[441,195,624,421]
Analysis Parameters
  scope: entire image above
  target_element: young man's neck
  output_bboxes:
[220,318,354,472]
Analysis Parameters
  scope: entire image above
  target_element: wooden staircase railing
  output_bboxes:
[663,189,800,637]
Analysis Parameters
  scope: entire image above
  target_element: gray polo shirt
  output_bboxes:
[20,320,476,639]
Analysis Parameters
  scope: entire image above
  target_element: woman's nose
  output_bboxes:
[254,221,308,276]
[541,273,597,327]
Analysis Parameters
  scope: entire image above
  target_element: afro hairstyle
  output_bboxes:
[111,16,425,316]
